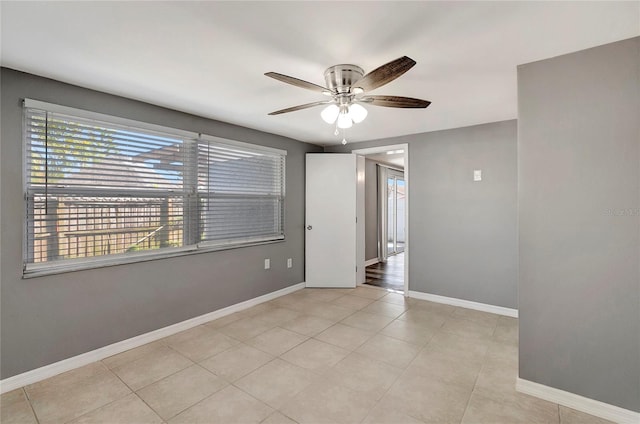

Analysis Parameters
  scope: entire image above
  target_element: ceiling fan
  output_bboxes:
[265,56,431,143]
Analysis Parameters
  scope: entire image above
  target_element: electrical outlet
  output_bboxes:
[264,259,270,269]
[287,258,292,268]
[473,169,482,181]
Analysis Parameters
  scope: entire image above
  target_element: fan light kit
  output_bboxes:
[265,56,431,144]
[320,103,368,127]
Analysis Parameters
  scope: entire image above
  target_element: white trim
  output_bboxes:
[364,258,379,267]
[401,145,409,297]
[516,378,640,424]
[23,239,285,279]
[407,290,518,317]
[0,282,305,394]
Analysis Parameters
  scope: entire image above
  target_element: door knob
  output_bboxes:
[307,225,313,230]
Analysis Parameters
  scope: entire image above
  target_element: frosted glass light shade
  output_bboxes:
[350,104,368,123]
[320,104,340,124]
[337,111,353,129]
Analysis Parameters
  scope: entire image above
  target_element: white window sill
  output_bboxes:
[22,238,285,279]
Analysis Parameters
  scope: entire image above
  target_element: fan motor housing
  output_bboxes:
[324,65,364,94]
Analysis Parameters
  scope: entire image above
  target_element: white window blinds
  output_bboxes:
[23,100,286,274]
[197,140,285,247]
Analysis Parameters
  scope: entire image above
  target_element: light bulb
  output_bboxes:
[320,104,339,124]
[350,103,368,123]
[337,111,353,129]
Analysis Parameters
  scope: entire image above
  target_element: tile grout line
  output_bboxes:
[380,309,434,420]
[22,387,41,424]
[137,351,272,422]
[184,331,245,363]
[110,346,193,395]
[459,347,488,424]
[168,384,235,421]
[62,369,135,424]
[101,343,166,372]
[228,369,293,416]
[358,325,430,424]
[271,409,300,424]
[557,402,562,423]
[309,327,372,353]
[245,326,311,358]
[141,362,231,422]
[25,366,133,424]
[278,304,420,422]
[128,391,165,423]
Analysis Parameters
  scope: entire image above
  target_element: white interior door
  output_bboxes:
[306,153,359,288]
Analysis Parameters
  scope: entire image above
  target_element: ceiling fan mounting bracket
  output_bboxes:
[324,64,364,94]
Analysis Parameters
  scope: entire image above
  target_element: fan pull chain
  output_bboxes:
[334,120,339,136]
[342,128,347,145]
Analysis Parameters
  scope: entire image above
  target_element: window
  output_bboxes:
[23,99,285,276]
[196,139,285,246]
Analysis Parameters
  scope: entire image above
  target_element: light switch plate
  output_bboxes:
[264,259,270,269]
[474,170,482,181]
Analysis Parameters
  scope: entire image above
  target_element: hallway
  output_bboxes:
[365,253,404,291]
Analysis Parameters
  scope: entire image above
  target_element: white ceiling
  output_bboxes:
[1,2,638,146]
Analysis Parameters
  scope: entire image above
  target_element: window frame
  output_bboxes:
[22,99,287,278]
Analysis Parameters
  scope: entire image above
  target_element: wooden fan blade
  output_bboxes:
[268,101,332,115]
[265,72,331,93]
[354,56,417,92]
[360,95,431,108]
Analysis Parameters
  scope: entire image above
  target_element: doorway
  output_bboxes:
[351,144,409,294]
[364,252,404,291]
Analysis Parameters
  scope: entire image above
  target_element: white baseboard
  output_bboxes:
[517,378,640,424]
[407,290,518,317]
[0,282,305,394]
[364,258,379,267]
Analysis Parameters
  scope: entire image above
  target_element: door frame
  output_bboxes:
[351,144,409,296]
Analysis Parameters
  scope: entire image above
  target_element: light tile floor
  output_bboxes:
[1,286,614,424]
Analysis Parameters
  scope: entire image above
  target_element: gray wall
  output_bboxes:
[328,120,518,308]
[0,68,322,379]
[518,37,640,412]
[364,159,378,261]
